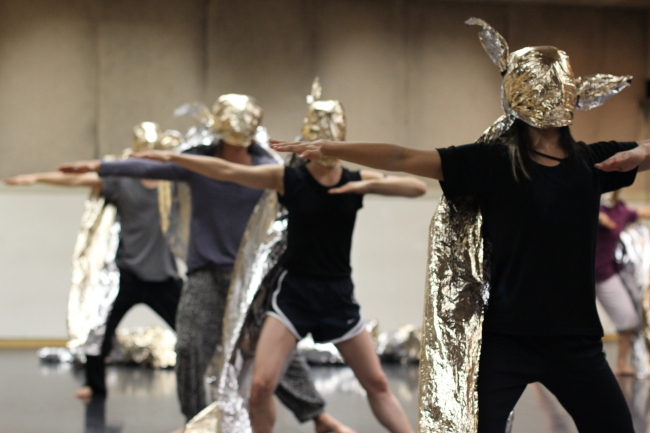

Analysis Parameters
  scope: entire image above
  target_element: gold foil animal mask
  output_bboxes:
[302,78,346,142]
[212,94,263,147]
[466,18,632,136]
[132,122,181,153]
[302,78,345,168]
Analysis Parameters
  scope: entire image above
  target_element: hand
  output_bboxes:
[598,212,617,230]
[130,150,175,162]
[329,180,374,195]
[270,139,329,161]
[58,160,101,173]
[4,174,37,185]
[595,147,646,172]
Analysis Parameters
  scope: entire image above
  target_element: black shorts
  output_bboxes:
[267,270,364,344]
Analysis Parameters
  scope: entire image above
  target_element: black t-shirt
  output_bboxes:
[438,140,638,336]
[278,164,363,278]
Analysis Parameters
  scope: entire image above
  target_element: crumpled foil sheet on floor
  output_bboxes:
[297,321,422,365]
[39,326,176,368]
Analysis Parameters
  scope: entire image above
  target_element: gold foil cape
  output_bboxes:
[184,144,285,433]
[417,197,489,433]
[616,223,650,377]
[67,193,121,358]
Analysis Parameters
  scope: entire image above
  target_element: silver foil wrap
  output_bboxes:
[417,197,489,433]
[575,74,633,111]
[185,145,285,433]
[465,18,508,73]
[67,194,121,358]
[616,223,650,377]
[40,326,177,368]
[112,326,177,368]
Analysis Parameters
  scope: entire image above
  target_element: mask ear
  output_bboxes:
[465,17,509,73]
[307,77,322,104]
[174,101,215,127]
[575,74,632,111]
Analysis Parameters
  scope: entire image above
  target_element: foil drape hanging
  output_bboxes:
[417,197,489,433]
[67,194,121,358]
[617,222,650,377]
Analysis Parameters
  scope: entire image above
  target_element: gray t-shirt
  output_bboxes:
[99,143,278,273]
[101,177,179,282]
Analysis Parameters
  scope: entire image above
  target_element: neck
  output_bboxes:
[218,142,252,164]
[306,160,335,175]
[529,126,561,151]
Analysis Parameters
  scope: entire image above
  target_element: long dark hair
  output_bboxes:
[502,119,581,180]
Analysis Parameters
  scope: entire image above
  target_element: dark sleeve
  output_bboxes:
[437,143,493,201]
[348,169,364,209]
[586,141,638,194]
[99,159,190,181]
[100,177,120,202]
[278,166,298,207]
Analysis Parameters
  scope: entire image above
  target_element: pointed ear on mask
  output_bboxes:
[466,17,509,73]
[575,74,633,111]
[174,101,215,127]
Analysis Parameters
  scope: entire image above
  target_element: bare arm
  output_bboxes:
[131,151,285,193]
[271,140,443,180]
[595,141,650,172]
[598,212,617,230]
[329,170,427,197]
[636,207,650,219]
[5,171,102,192]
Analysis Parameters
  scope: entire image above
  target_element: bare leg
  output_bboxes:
[313,412,357,433]
[616,330,635,375]
[250,316,298,433]
[335,330,413,433]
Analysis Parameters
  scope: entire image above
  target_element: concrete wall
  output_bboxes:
[1,1,649,338]
[0,186,435,338]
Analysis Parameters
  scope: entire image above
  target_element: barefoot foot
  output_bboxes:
[75,386,93,400]
[314,412,357,433]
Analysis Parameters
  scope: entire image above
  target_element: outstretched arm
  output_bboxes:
[131,151,285,193]
[271,140,443,180]
[5,171,101,192]
[636,207,650,219]
[329,170,427,197]
[595,140,650,172]
[59,158,188,181]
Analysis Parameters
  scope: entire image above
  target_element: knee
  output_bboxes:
[362,372,390,396]
[250,376,276,407]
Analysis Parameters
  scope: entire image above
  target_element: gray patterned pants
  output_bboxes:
[175,267,325,421]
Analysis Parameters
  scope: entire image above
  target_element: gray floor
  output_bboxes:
[0,343,646,433]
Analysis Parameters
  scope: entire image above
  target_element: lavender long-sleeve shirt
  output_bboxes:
[99,143,277,274]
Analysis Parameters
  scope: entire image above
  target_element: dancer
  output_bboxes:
[5,122,183,399]
[131,81,424,433]
[273,18,648,433]
[596,190,650,376]
[59,95,351,433]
